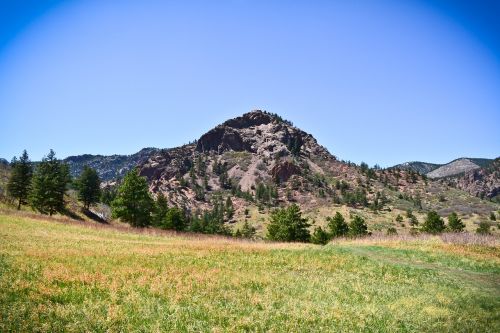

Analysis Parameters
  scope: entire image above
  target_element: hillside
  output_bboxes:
[393,161,441,174]
[427,158,485,179]
[1,110,498,236]
[1,211,498,332]
[63,147,159,181]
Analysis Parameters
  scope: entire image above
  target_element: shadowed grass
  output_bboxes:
[0,213,499,332]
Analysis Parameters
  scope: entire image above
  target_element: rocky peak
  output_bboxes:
[195,110,328,159]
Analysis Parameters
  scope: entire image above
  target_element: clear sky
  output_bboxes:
[0,0,499,167]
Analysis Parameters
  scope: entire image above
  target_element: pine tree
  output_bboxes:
[348,215,368,238]
[241,220,256,239]
[327,212,349,238]
[76,166,101,210]
[267,204,311,242]
[311,226,330,245]
[447,212,465,232]
[162,207,186,231]
[111,169,154,227]
[225,196,234,219]
[30,150,70,215]
[421,211,445,234]
[152,193,169,227]
[7,150,33,210]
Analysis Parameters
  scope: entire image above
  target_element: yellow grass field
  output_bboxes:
[0,211,499,332]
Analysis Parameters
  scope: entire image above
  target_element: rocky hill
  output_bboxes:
[134,110,498,228]
[426,158,488,179]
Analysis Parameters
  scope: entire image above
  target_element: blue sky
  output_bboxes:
[0,0,499,167]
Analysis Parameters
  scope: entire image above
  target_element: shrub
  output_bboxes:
[476,221,491,235]
[386,227,397,235]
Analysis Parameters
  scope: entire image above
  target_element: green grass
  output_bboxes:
[0,212,499,332]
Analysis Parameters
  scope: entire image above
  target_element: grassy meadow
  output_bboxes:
[0,211,499,332]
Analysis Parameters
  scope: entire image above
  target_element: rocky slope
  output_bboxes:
[452,158,500,199]
[427,158,484,179]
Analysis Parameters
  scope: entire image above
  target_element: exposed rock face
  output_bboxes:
[271,161,301,183]
[454,158,500,199]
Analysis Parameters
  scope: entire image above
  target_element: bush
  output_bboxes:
[386,227,397,235]
[476,221,491,235]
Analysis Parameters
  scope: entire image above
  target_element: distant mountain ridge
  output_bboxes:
[63,148,159,181]
[394,157,494,179]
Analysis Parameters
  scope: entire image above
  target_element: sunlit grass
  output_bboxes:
[0,213,499,332]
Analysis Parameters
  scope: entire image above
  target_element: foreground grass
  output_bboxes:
[0,213,499,332]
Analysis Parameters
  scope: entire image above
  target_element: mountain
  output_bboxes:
[134,110,498,224]
[63,147,159,181]
[393,161,441,175]
[426,158,492,179]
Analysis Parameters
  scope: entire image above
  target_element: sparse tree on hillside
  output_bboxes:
[348,215,368,238]
[490,212,497,221]
[111,169,154,227]
[267,204,311,242]
[7,150,33,210]
[30,150,70,216]
[327,212,349,238]
[395,214,404,223]
[421,211,445,234]
[447,212,465,232]
[76,166,101,210]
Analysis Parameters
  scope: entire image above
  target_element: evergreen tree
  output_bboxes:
[30,150,70,215]
[111,169,153,227]
[7,150,33,210]
[348,215,368,237]
[152,193,169,227]
[76,166,101,210]
[490,212,497,221]
[395,214,404,223]
[267,204,311,242]
[327,212,349,238]
[476,221,491,235]
[240,220,256,239]
[447,212,465,232]
[225,196,234,219]
[421,211,445,234]
[162,207,186,231]
[311,226,330,245]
